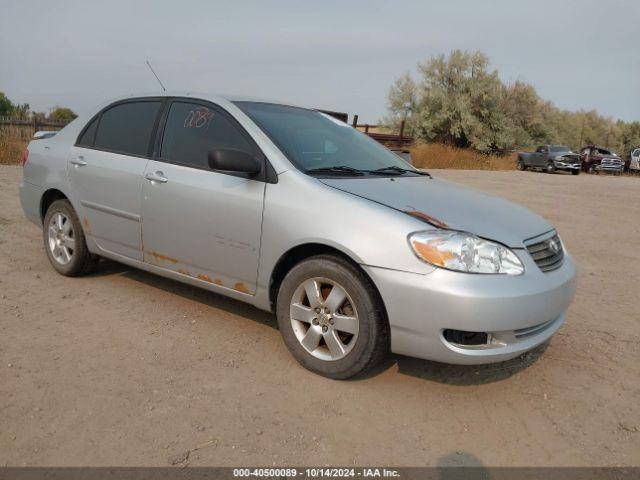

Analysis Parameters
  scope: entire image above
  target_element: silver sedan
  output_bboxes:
[19,92,576,379]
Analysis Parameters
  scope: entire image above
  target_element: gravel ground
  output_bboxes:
[1,165,639,467]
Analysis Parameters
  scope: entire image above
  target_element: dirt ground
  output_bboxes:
[1,165,639,467]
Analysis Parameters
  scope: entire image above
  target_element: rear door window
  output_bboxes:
[94,101,162,156]
[77,116,99,147]
[160,101,256,170]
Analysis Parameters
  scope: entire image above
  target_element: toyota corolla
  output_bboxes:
[19,92,576,379]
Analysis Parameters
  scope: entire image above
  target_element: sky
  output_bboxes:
[1,0,638,122]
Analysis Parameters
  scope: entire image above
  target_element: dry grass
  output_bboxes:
[0,126,31,165]
[410,142,516,170]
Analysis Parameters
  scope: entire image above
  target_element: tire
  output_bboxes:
[276,254,389,379]
[517,160,527,171]
[546,162,556,174]
[571,169,580,175]
[43,199,98,276]
[588,165,596,174]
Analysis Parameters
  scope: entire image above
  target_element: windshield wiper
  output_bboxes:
[306,165,365,176]
[369,166,431,177]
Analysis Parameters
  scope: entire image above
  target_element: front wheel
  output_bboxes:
[43,199,98,276]
[276,254,389,379]
[571,169,580,175]
[546,162,556,174]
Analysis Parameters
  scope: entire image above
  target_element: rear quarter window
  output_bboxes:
[93,101,161,156]
[77,116,99,147]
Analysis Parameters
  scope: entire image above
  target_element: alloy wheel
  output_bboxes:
[47,212,75,265]
[289,277,359,361]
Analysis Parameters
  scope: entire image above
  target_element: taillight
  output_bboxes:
[21,148,29,167]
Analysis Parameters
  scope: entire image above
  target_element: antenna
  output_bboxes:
[146,60,166,91]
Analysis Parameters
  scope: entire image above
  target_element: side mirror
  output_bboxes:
[208,149,261,174]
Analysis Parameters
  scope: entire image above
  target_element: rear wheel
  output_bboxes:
[517,160,527,171]
[43,199,98,276]
[276,254,389,379]
[588,164,596,174]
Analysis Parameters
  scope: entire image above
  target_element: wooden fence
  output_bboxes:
[351,115,413,151]
[0,117,69,141]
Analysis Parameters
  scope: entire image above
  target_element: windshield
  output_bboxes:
[234,102,417,175]
[550,145,571,152]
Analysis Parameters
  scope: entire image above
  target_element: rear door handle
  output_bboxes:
[70,156,87,166]
[144,171,168,183]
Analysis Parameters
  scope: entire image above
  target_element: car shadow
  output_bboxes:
[91,259,548,385]
[92,259,277,330]
[349,341,549,385]
[390,341,549,385]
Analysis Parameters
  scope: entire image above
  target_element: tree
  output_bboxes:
[500,81,550,147]
[383,72,419,135]
[0,92,15,116]
[384,50,636,154]
[0,92,30,119]
[408,50,513,152]
[48,107,77,123]
[12,102,30,120]
[620,121,640,156]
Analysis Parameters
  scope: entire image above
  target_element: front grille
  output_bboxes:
[526,232,564,272]
[602,158,622,166]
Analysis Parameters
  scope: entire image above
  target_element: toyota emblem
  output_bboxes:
[548,239,560,254]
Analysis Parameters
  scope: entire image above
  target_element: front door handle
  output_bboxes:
[70,156,87,166]
[144,171,168,183]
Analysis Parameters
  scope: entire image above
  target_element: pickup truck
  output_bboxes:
[630,148,640,173]
[580,145,625,174]
[517,145,581,175]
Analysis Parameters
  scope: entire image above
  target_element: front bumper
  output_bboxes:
[364,250,576,364]
[596,164,623,173]
[553,162,581,171]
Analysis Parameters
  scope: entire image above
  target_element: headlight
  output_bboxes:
[554,156,565,161]
[409,230,524,275]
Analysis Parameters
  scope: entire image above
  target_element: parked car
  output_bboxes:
[19,92,576,379]
[630,148,640,173]
[580,145,624,175]
[517,145,581,174]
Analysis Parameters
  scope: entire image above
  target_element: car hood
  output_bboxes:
[319,176,553,248]
[556,153,581,162]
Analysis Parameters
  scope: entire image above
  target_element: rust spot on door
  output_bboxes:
[177,269,191,276]
[197,274,214,283]
[148,251,178,264]
[234,282,250,294]
[213,279,223,286]
[405,210,450,229]
[81,217,91,234]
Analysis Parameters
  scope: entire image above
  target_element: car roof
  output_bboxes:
[101,90,306,109]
